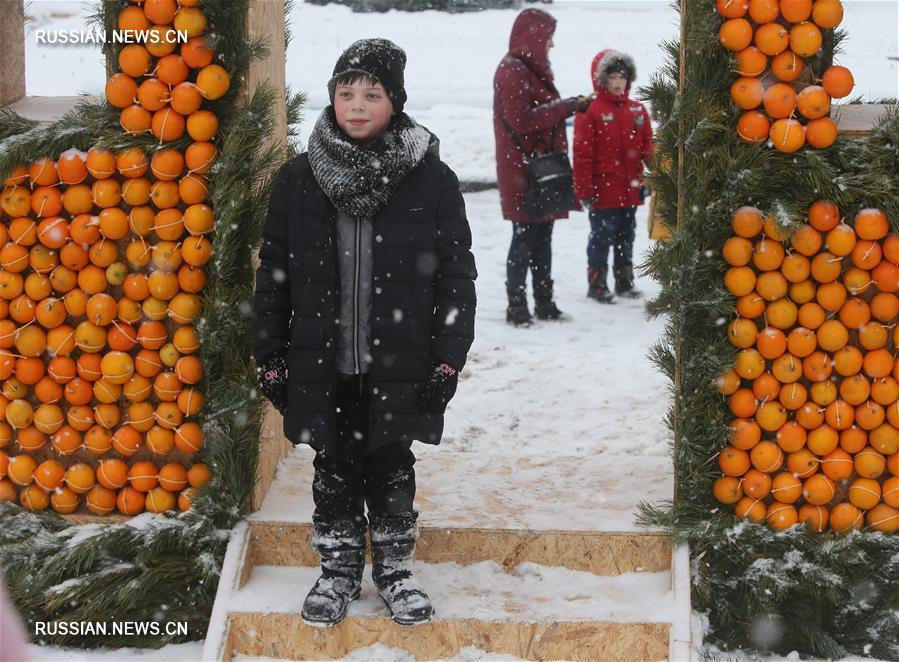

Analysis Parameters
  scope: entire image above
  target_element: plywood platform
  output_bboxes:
[251,446,674,533]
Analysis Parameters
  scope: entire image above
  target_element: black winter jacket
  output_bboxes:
[252,151,477,452]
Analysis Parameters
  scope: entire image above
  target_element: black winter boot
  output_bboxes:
[301,518,366,627]
[533,279,571,322]
[614,266,642,299]
[370,512,434,626]
[505,283,533,327]
[587,267,615,304]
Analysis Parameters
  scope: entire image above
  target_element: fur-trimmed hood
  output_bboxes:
[591,49,637,92]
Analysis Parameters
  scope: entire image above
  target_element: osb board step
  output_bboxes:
[227,613,670,662]
[249,521,671,576]
[834,103,896,136]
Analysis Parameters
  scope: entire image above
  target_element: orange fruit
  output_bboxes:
[816,281,846,312]
[763,84,798,119]
[808,200,840,232]
[150,181,181,209]
[806,117,838,149]
[146,486,176,513]
[822,65,854,99]
[737,111,771,143]
[872,261,899,293]
[752,238,785,272]
[864,348,893,379]
[750,439,784,473]
[28,158,58,186]
[136,77,169,112]
[181,35,215,67]
[838,372,869,404]
[186,110,219,142]
[0,187,31,217]
[781,0,813,23]
[730,77,764,110]
[145,25,178,58]
[713,475,744,504]
[742,468,773,499]
[883,476,899,507]
[151,149,186,181]
[179,174,208,205]
[30,186,63,218]
[771,472,802,505]
[748,0,779,23]
[871,376,899,406]
[106,73,138,108]
[156,54,190,86]
[170,82,203,116]
[859,322,888,350]
[770,119,806,153]
[196,65,230,101]
[855,208,889,240]
[112,425,142,457]
[177,388,204,416]
[840,426,867,453]
[120,104,152,134]
[754,22,789,56]
[797,86,831,120]
[185,142,217,175]
[146,425,175,455]
[151,108,187,142]
[848,477,881,510]
[808,424,840,455]
[187,462,212,489]
[821,448,854,481]
[755,327,785,359]
[92,179,124,210]
[735,46,767,77]
[716,0,749,17]
[811,0,843,28]
[767,503,798,531]
[756,272,788,301]
[735,496,767,522]
[770,50,805,82]
[116,485,146,515]
[829,502,862,532]
[871,424,899,456]
[809,251,841,282]
[855,446,887,478]
[736,293,765,319]
[781,254,810,283]
[128,460,159,493]
[119,44,152,78]
[51,425,83,455]
[732,207,764,237]
[798,504,828,532]
[779,381,808,411]
[824,398,855,430]
[815,319,848,352]
[810,380,837,407]
[85,485,116,515]
[720,445,751,476]
[866,503,899,533]
[771,352,802,383]
[64,463,96,495]
[790,21,823,57]
[735,348,766,380]
[803,474,836,506]
[175,421,204,453]
[838,297,870,329]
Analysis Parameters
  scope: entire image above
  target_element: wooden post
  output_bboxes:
[672,0,689,504]
[245,0,291,512]
[0,0,26,108]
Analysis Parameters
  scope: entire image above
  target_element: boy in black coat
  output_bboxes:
[252,39,477,627]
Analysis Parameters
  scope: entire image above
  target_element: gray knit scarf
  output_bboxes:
[306,107,431,219]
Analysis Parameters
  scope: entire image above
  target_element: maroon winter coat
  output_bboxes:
[573,50,654,209]
[493,9,579,223]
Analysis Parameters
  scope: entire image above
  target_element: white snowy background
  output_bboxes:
[14,0,899,660]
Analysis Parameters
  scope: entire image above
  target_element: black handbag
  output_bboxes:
[501,116,576,218]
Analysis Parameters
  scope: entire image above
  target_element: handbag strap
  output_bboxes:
[500,112,559,161]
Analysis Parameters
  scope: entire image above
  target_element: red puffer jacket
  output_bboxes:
[573,50,654,209]
[493,9,579,223]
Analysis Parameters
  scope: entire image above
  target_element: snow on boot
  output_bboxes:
[533,279,571,321]
[301,519,366,627]
[587,267,615,304]
[506,283,533,327]
[370,512,434,626]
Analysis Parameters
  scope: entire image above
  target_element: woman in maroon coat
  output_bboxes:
[493,8,590,326]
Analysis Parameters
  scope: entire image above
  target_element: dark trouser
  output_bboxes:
[312,374,416,526]
[588,207,636,285]
[506,221,554,293]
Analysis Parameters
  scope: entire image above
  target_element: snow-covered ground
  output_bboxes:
[12,1,899,660]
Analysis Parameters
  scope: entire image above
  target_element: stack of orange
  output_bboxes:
[717,0,855,152]
[716,204,899,534]
[0,0,220,515]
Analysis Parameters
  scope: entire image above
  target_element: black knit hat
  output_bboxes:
[327,39,408,113]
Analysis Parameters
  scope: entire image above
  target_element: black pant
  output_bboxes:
[506,221,554,292]
[587,207,636,281]
[312,374,416,525]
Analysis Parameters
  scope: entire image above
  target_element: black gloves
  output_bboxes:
[567,95,592,114]
[418,362,458,415]
[256,350,288,416]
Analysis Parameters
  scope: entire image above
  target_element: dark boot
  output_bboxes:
[506,283,533,327]
[533,279,571,322]
[370,512,434,626]
[301,518,366,627]
[614,266,642,299]
[587,267,615,304]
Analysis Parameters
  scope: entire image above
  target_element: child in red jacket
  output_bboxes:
[573,50,654,303]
